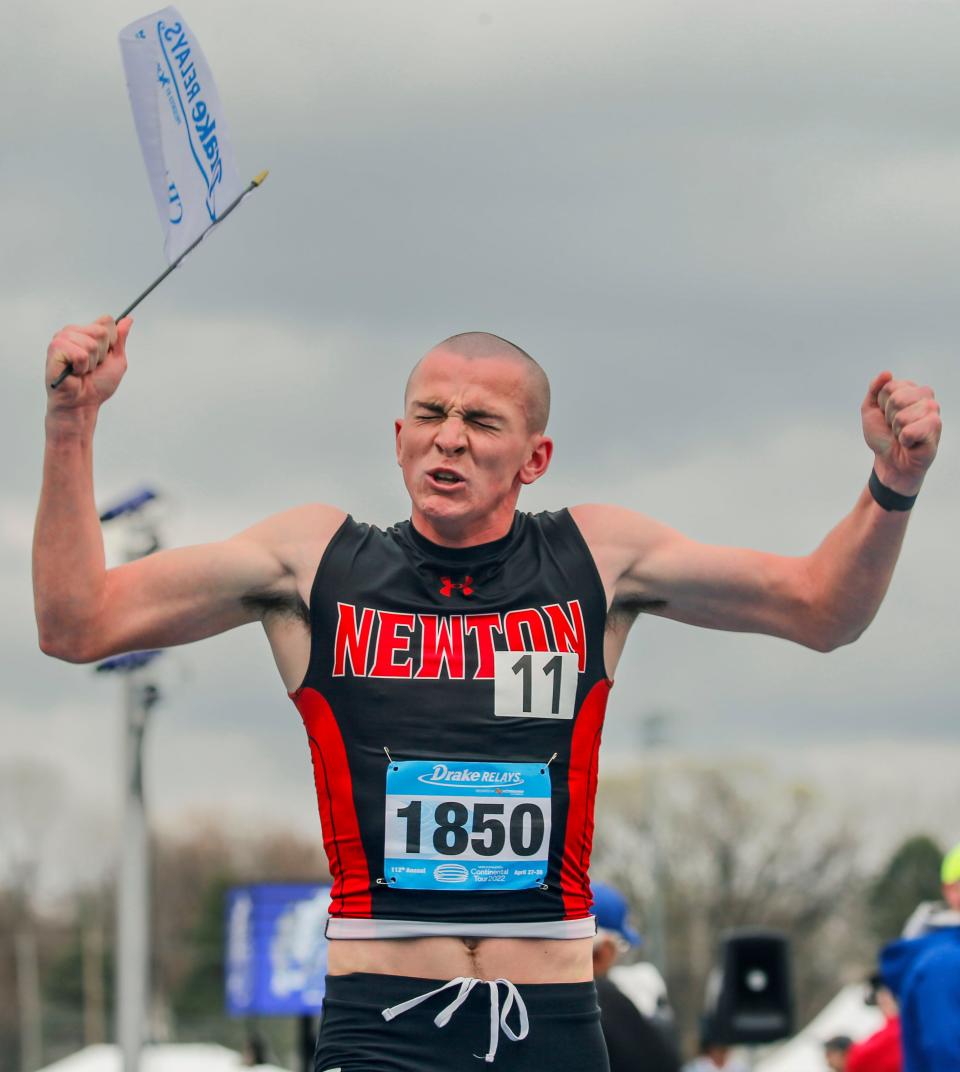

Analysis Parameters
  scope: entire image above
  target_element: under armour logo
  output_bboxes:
[439,575,474,597]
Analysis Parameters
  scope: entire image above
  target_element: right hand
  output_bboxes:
[45,316,133,412]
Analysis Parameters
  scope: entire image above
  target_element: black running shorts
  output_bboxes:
[314,972,610,1071]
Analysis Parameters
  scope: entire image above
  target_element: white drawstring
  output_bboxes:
[495,979,529,1044]
[381,976,530,1063]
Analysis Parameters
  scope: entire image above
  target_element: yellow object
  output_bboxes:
[941,842,960,885]
[252,170,269,186]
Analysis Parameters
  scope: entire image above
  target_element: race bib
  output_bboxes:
[493,651,578,720]
[383,759,551,891]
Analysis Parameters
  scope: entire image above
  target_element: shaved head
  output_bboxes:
[406,332,551,433]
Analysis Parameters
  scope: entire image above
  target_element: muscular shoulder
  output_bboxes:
[241,503,347,562]
[234,503,347,616]
[569,504,673,580]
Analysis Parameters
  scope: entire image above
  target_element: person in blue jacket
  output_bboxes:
[880,841,960,1072]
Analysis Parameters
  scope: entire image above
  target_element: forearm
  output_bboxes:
[805,369,941,649]
[33,409,109,656]
[804,480,913,649]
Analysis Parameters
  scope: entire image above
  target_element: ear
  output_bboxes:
[592,936,619,975]
[518,435,553,486]
[394,418,404,466]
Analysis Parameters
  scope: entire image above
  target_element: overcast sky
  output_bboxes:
[3,0,958,893]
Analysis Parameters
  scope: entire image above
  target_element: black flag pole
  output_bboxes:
[50,170,269,389]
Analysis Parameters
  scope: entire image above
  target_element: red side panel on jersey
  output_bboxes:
[290,686,372,918]
[560,678,612,919]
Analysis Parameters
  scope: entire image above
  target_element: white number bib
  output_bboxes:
[493,651,578,720]
[383,759,552,891]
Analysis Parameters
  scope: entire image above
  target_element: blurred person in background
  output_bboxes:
[900,840,960,938]
[591,882,681,1072]
[880,841,960,1072]
[846,975,900,1072]
[823,1036,853,1072]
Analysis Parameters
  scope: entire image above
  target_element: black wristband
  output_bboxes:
[869,469,918,511]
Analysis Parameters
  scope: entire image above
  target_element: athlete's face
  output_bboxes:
[395,350,553,546]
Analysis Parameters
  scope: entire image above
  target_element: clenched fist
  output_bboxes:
[862,371,941,496]
[45,316,133,412]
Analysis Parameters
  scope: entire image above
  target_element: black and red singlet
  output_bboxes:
[289,509,612,939]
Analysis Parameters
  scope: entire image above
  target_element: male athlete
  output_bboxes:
[34,317,941,1070]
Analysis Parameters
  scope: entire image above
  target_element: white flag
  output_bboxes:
[119,7,244,263]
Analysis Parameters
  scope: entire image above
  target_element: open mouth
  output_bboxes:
[428,468,465,489]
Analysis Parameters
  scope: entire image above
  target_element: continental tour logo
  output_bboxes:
[156,17,224,220]
[332,600,587,680]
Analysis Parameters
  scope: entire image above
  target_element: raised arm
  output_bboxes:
[574,371,942,656]
[33,317,343,664]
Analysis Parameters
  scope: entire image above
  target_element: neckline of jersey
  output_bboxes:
[404,513,522,564]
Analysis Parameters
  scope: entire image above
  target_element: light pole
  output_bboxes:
[96,488,163,1072]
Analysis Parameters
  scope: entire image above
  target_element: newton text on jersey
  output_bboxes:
[332,601,587,680]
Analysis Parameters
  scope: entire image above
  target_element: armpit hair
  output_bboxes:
[241,590,310,626]
[607,593,668,630]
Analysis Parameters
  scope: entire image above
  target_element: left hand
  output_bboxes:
[862,371,942,495]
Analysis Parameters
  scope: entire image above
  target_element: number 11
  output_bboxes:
[511,654,564,715]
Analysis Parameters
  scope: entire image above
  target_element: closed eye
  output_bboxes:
[463,409,502,430]
[414,403,447,421]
